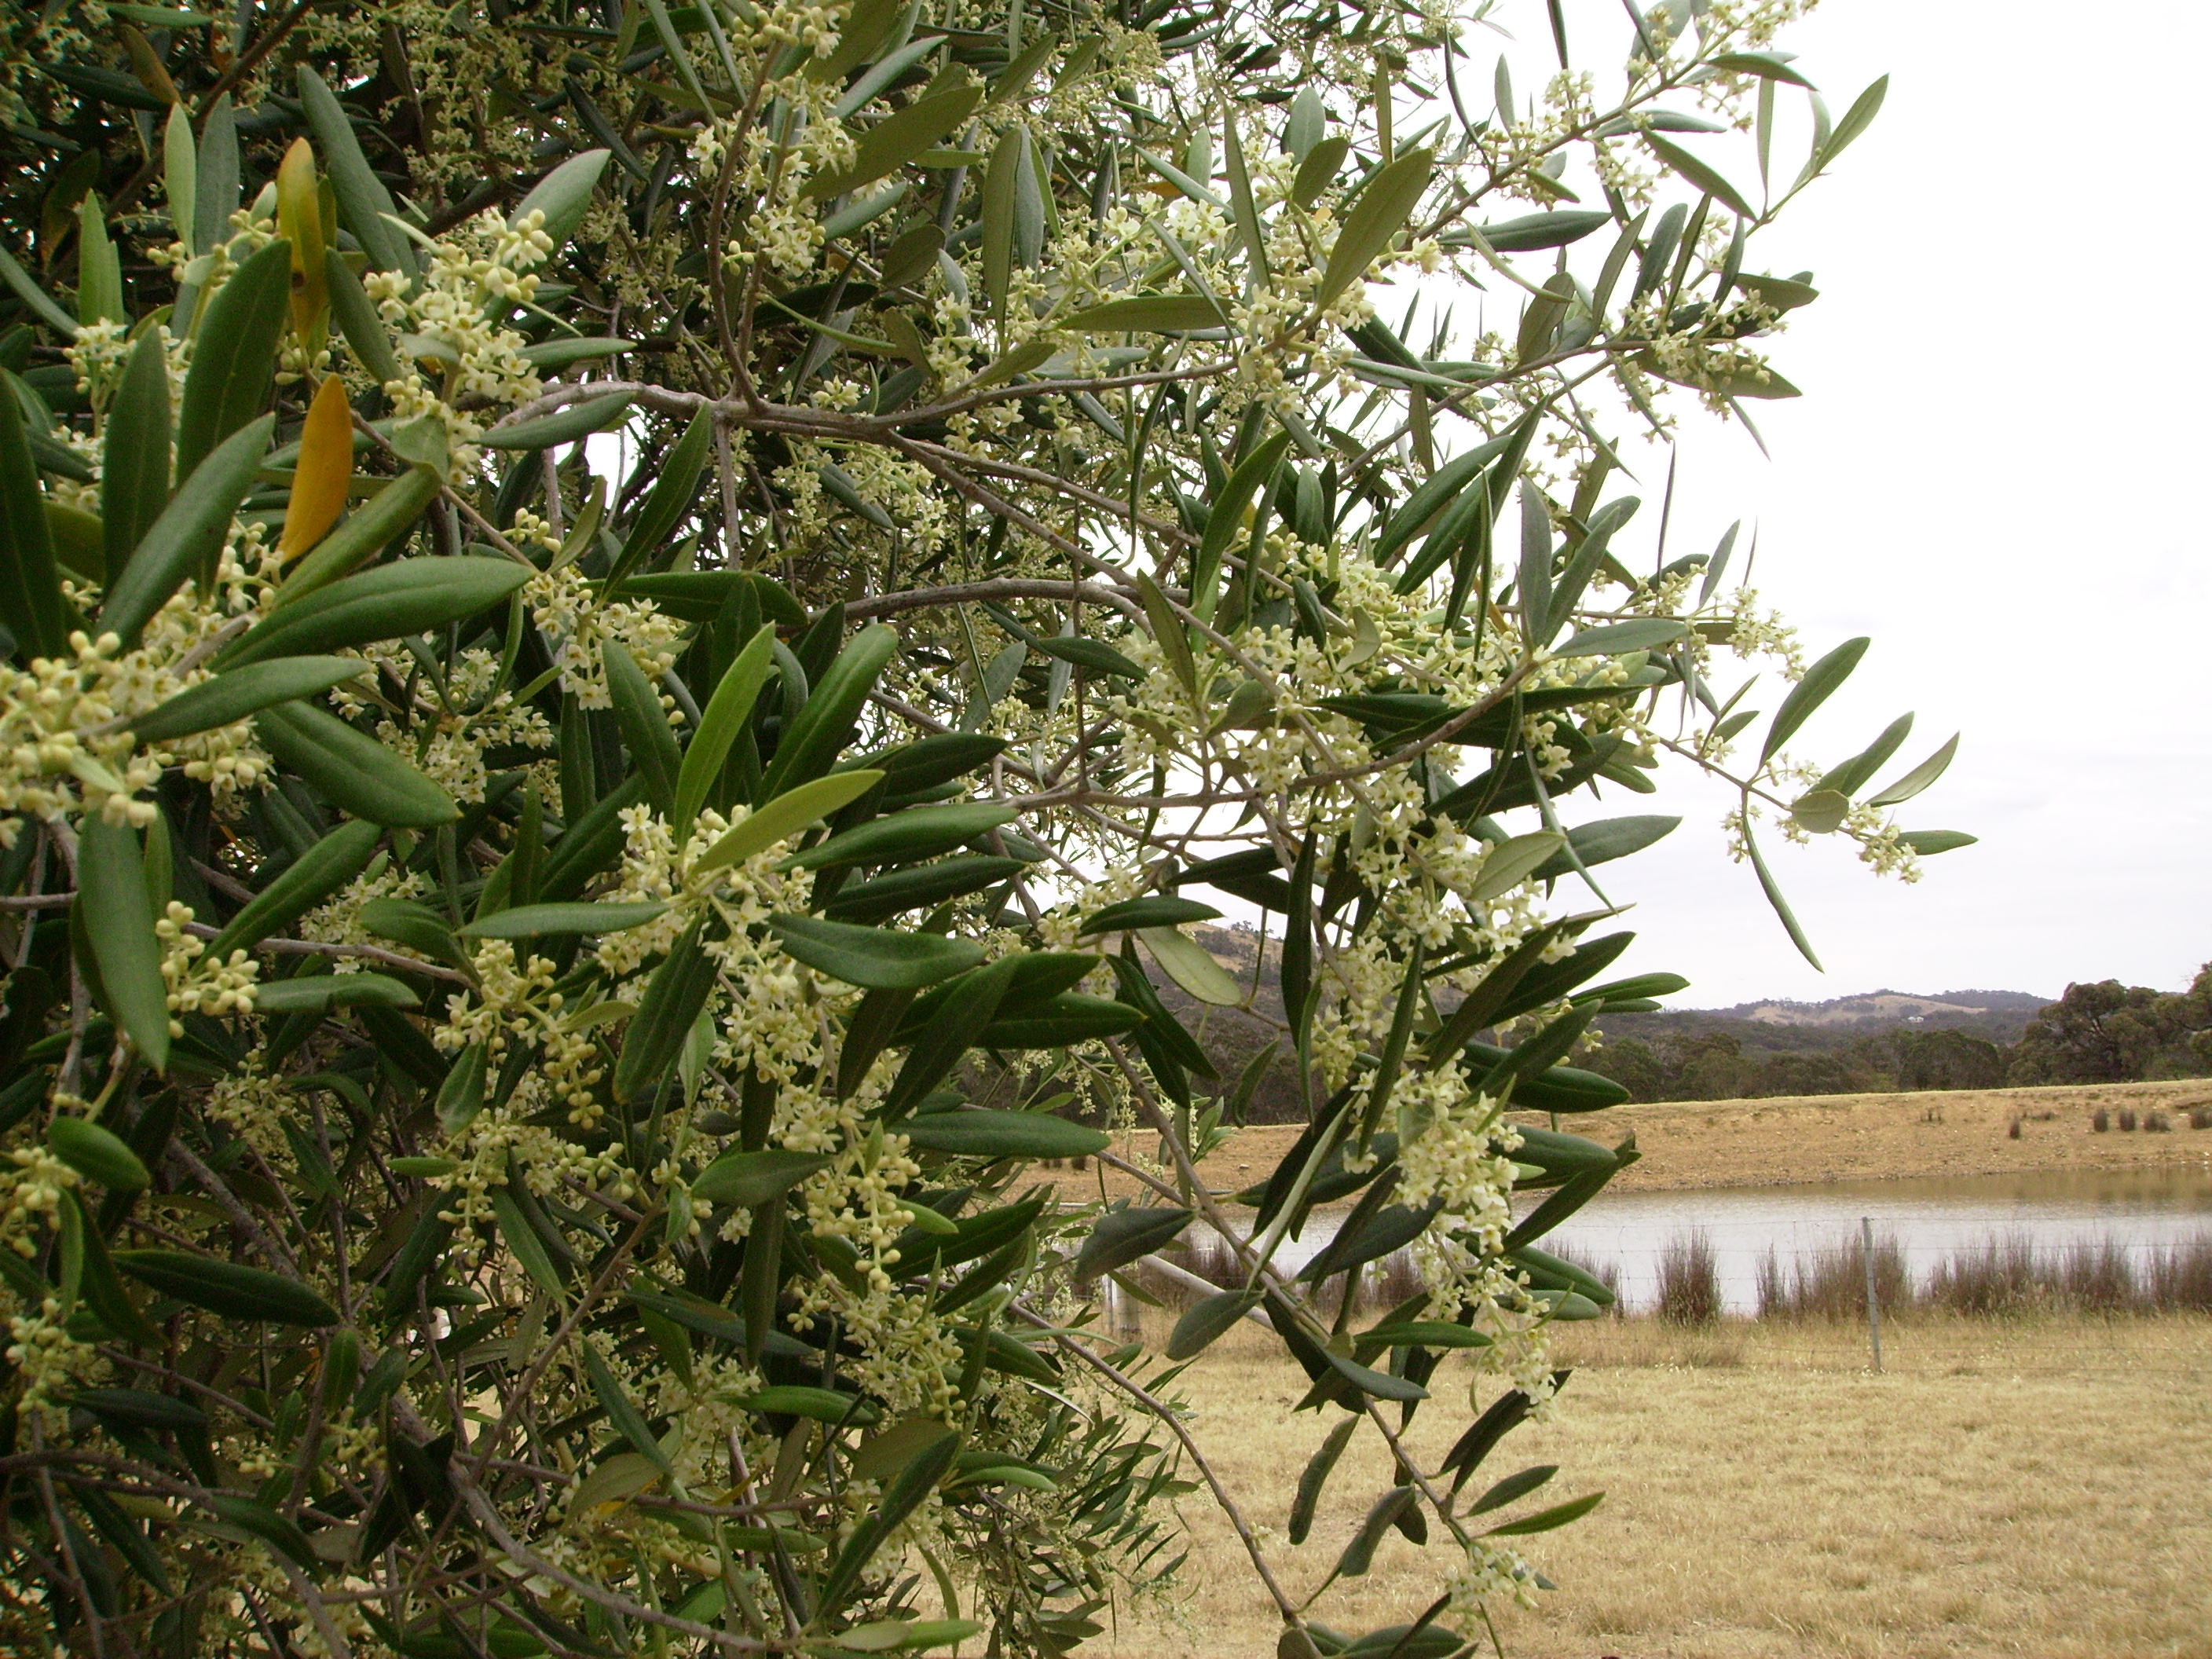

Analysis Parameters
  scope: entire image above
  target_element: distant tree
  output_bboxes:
[1890,1027,2007,1091]
[2007,970,2212,1084]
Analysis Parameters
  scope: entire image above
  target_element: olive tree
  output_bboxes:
[0,1,1963,1654]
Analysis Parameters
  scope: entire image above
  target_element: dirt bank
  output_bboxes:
[1062,1078,2212,1205]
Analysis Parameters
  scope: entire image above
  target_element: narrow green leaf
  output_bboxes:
[49,1116,149,1192]
[756,624,899,802]
[690,1148,832,1207]
[249,972,419,1014]
[1074,1207,1192,1279]
[513,149,611,254]
[276,463,444,604]
[1483,1490,1602,1536]
[222,555,529,666]
[1289,1417,1357,1544]
[489,1186,568,1302]
[130,657,366,745]
[1761,635,1870,760]
[76,819,170,1069]
[583,1342,671,1469]
[603,639,681,816]
[1645,134,1756,220]
[1741,818,1821,970]
[1316,148,1433,313]
[674,622,771,838]
[1059,294,1227,334]
[1897,829,1976,855]
[807,82,984,200]
[101,332,171,589]
[0,366,70,660]
[768,914,983,990]
[100,412,273,650]
[1552,618,1686,657]
[206,818,380,958]
[75,193,123,325]
[296,67,411,275]
[1132,571,1196,694]
[0,243,79,337]
[613,920,720,1103]
[1167,1287,1258,1360]
[1337,1488,1418,1577]
[174,239,289,482]
[1079,895,1221,936]
[980,123,1028,317]
[459,902,668,939]
[480,390,634,449]
[785,800,1016,872]
[603,405,712,592]
[692,770,884,878]
[899,1108,1108,1160]
[819,1426,961,1613]
[1470,831,1566,903]
[114,1251,339,1325]
[255,699,459,828]
[1865,734,1958,808]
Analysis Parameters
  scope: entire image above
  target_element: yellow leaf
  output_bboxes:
[276,137,327,338]
[278,375,353,562]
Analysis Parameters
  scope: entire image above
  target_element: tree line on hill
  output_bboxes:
[1160,929,2212,1115]
[1586,966,2212,1102]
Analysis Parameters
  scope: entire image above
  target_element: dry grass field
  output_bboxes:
[1099,1313,2212,1659]
[1056,1079,2212,1210]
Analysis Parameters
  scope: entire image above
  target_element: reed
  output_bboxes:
[1655,1229,1722,1325]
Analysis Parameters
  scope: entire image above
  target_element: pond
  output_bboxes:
[1148,1163,2212,1319]
[1537,1163,2212,1314]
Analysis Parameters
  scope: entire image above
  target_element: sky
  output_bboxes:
[1501,0,2212,1007]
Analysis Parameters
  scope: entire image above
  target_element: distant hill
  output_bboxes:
[1599,988,2053,1053]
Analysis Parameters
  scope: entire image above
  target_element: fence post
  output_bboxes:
[1861,1215,1884,1373]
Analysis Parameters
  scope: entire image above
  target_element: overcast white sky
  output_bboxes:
[1503,0,2212,1007]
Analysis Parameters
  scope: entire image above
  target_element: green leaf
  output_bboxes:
[1531,815,1679,881]
[1291,134,1350,209]
[1762,636,1870,760]
[255,700,459,828]
[1222,108,1269,284]
[819,1425,960,1613]
[603,639,681,816]
[101,332,171,589]
[514,149,611,254]
[613,920,720,1103]
[1166,1287,1257,1360]
[49,1116,149,1192]
[130,657,367,745]
[1138,927,1243,1006]
[756,624,899,803]
[221,555,530,666]
[519,335,635,372]
[203,1493,318,1569]
[1786,788,1849,834]
[676,622,775,838]
[567,1451,662,1514]
[1483,1490,1602,1536]
[1289,1416,1357,1544]
[1645,134,1756,221]
[1804,75,1888,180]
[1713,51,1816,86]
[75,819,170,1069]
[1079,895,1221,936]
[693,770,884,878]
[1470,831,1566,903]
[1074,1207,1192,1279]
[0,365,69,661]
[115,1251,339,1325]
[1467,1464,1558,1516]
[206,819,380,958]
[100,412,274,649]
[275,463,445,604]
[899,1108,1109,1160]
[808,82,985,200]
[689,1148,832,1207]
[481,390,634,449]
[1470,208,1613,251]
[768,914,983,989]
[1336,1488,1417,1577]
[0,242,79,337]
[250,972,419,1013]
[1552,618,1686,657]
[1866,734,1958,808]
[980,122,1028,317]
[1898,830,1976,855]
[1741,819,1821,971]
[1060,294,1228,333]
[74,194,123,326]
[603,405,712,592]
[740,1384,877,1424]
[1316,148,1433,312]
[489,1186,567,1302]
[978,992,1143,1048]
[583,1342,671,1469]
[1361,1320,1491,1350]
[781,800,1016,872]
[298,67,412,276]
[459,902,668,939]
[174,239,290,482]
[1133,570,1196,694]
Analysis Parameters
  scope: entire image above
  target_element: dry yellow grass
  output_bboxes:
[1098,1314,2212,1659]
[1052,1079,2212,1211]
